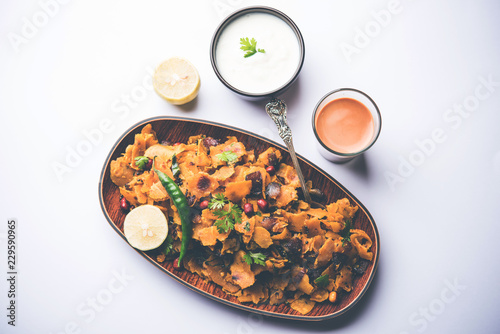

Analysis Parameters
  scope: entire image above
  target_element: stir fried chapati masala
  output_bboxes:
[110,124,373,314]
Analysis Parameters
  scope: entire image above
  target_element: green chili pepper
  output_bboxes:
[153,158,192,266]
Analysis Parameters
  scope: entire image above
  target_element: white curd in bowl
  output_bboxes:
[215,12,302,95]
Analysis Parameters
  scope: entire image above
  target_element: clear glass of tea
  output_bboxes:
[312,88,381,163]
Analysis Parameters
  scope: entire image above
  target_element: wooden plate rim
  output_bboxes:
[98,116,380,321]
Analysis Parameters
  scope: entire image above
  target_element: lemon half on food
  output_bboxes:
[123,205,168,251]
[153,57,200,105]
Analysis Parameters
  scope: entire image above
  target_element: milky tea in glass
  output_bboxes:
[313,89,381,163]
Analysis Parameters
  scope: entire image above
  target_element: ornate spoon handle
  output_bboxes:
[265,98,312,204]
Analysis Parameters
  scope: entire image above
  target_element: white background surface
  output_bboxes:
[1,0,500,333]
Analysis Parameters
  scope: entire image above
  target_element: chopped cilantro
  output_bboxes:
[171,154,180,177]
[314,274,330,288]
[243,251,267,266]
[163,235,174,256]
[216,150,238,164]
[209,194,242,233]
[341,219,352,246]
[209,193,226,210]
[134,156,149,169]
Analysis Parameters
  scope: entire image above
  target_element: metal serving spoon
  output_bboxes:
[265,98,312,204]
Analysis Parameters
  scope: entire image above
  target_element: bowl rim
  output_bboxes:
[98,116,380,321]
[312,88,382,158]
[209,6,305,98]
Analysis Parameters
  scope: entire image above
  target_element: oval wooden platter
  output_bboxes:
[98,116,380,321]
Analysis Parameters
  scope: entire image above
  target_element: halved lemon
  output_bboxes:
[153,57,200,105]
[123,205,168,251]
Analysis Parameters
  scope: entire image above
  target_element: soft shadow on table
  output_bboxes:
[188,261,381,331]
[175,96,199,112]
[342,154,370,181]
[246,77,303,112]
[278,77,302,110]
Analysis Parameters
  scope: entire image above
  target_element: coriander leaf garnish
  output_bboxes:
[243,251,267,266]
[314,274,330,288]
[240,37,265,58]
[216,150,238,164]
[213,210,233,233]
[209,193,226,210]
[341,219,352,247]
[134,156,149,169]
[171,154,180,178]
[163,235,174,256]
[209,194,242,233]
[214,206,242,233]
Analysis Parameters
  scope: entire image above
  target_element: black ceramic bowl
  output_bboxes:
[210,6,305,100]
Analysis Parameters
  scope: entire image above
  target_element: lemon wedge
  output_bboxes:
[123,205,168,251]
[153,57,200,105]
